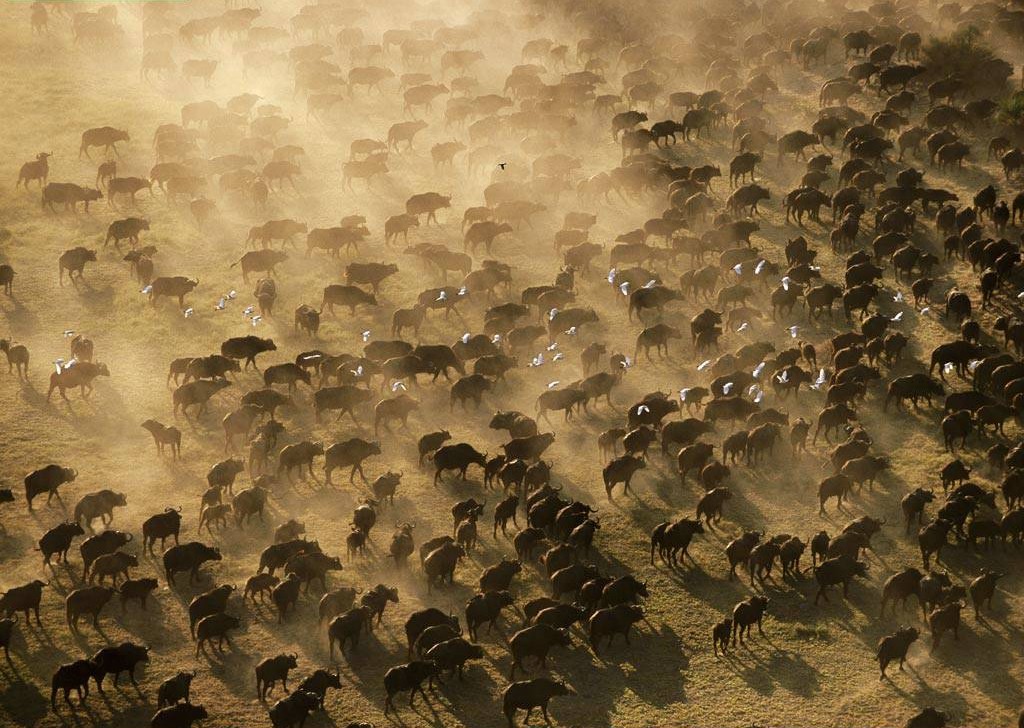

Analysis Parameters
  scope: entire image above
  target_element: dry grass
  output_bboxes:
[1,2,1023,728]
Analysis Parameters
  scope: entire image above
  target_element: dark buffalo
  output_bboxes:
[24,464,78,510]
[163,542,222,586]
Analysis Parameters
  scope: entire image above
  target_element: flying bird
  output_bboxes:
[251,315,262,326]
[722,382,734,395]
[547,381,560,389]
[607,268,618,284]
[809,368,827,390]
[754,260,766,275]
[697,359,711,371]
[736,322,749,332]
[362,330,371,342]
[565,326,578,336]
[891,311,904,322]
[183,308,194,318]
[391,381,407,392]
[461,332,472,344]
[788,325,799,338]
[619,282,630,296]
[752,362,766,379]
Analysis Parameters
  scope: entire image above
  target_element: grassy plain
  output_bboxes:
[0,2,1022,727]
